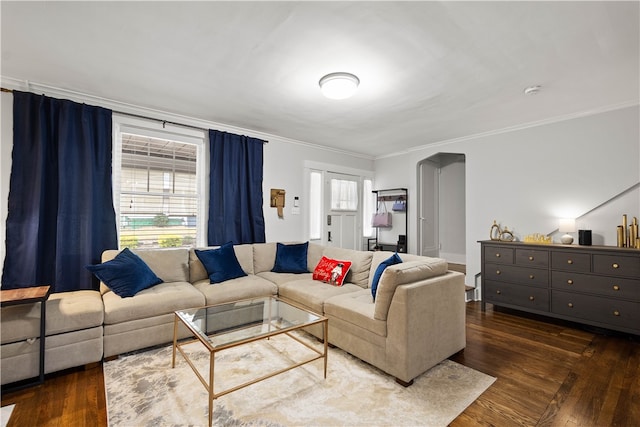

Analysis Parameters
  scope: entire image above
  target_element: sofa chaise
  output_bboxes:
[1,242,465,387]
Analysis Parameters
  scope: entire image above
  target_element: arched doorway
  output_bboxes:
[417,153,466,264]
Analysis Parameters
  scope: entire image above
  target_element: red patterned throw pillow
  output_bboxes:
[312,256,352,286]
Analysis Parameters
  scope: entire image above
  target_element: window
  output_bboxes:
[114,126,203,249]
[309,170,322,240]
[362,179,375,237]
[330,178,358,211]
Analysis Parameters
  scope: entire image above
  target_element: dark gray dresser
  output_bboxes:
[480,240,640,335]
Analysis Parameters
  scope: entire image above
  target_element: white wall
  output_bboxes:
[0,93,12,273]
[262,137,373,242]
[375,105,640,288]
[438,154,466,263]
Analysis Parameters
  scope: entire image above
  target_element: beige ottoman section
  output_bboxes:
[1,290,104,385]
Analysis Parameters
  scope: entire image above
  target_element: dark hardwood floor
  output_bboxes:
[2,301,638,426]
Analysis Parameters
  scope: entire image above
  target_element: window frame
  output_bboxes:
[112,114,207,248]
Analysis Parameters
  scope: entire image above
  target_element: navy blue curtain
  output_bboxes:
[2,91,117,292]
[208,130,266,245]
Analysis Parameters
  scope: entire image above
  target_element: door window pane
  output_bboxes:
[330,179,358,211]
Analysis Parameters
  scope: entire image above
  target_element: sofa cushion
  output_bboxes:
[87,248,163,298]
[102,281,205,325]
[134,248,190,283]
[374,258,448,321]
[190,244,254,282]
[272,242,309,273]
[0,290,104,344]
[256,271,313,286]
[371,253,403,301]
[368,251,442,288]
[278,279,362,315]
[324,290,387,337]
[195,242,248,284]
[99,248,189,294]
[252,242,277,273]
[322,247,373,288]
[253,242,324,274]
[312,256,352,286]
[193,275,277,306]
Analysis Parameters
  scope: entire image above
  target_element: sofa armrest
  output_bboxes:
[385,271,466,383]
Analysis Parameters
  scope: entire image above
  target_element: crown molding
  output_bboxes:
[375,100,640,160]
[0,76,374,161]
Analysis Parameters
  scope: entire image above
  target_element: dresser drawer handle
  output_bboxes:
[568,303,573,308]
[567,279,573,285]
[495,253,501,258]
[496,290,501,295]
[613,310,620,316]
[529,274,535,279]
[528,256,534,261]
[613,285,620,291]
[528,296,535,301]
[496,270,501,275]
[567,259,573,265]
[612,263,619,269]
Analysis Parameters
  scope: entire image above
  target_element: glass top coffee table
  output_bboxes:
[172,296,328,427]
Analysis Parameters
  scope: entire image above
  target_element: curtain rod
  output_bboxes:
[1,87,268,143]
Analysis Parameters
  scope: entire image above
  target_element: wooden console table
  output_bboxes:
[1,285,52,389]
[480,241,639,335]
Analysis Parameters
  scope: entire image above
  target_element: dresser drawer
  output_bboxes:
[485,263,548,287]
[516,248,549,268]
[593,254,640,278]
[552,290,640,331]
[484,281,549,311]
[484,245,514,264]
[551,251,591,272]
[551,271,640,301]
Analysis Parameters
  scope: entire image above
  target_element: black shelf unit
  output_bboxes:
[370,188,408,252]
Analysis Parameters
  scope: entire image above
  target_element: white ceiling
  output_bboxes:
[2,1,639,158]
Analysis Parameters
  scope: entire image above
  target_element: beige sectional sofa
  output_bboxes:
[1,242,465,387]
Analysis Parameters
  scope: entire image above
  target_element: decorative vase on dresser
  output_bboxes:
[480,240,640,335]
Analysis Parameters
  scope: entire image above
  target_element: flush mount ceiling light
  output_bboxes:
[523,85,542,95]
[319,72,360,100]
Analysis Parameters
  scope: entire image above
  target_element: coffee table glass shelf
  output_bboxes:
[172,296,328,426]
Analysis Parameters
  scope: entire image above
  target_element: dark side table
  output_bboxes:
[1,285,52,391]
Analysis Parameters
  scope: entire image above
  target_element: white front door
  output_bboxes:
[324,172,360,250]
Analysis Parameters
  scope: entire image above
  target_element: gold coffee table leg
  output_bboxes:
[323,319,329,379]
[209,352,215,427]
[172,314,178,368]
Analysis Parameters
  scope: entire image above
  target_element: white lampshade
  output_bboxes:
[559,218,576,233]
[319,72,359,100]
[559,218,576,244]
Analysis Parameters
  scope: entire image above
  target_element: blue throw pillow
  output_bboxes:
[272,242,309,274]
[86,248,163,298]
[195,242,247,284]
[371,253,403,301]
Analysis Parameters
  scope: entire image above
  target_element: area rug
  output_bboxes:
[0,405,14,427]
[104,332,495,426]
